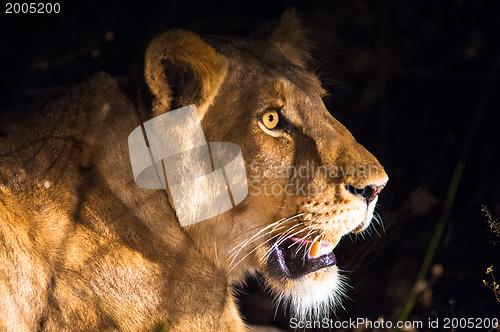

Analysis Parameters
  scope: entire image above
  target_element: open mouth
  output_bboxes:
[266,237,337,280]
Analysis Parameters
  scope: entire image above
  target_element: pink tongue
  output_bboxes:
[290,237,313,246]
[290,237,332,258]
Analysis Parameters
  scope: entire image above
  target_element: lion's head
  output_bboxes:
[144,11,388,320]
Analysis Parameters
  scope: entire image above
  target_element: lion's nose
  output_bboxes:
[345,183,386,205]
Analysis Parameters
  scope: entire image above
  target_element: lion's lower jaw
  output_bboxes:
[266,266,347,321]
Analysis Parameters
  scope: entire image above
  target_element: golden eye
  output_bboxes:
[262,110,279,130]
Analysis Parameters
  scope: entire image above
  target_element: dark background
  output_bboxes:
[1,1,499,331]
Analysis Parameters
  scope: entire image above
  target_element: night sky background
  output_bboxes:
[2,1,500,331]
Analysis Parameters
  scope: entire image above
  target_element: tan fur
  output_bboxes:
[145,30,229,116]
[0,11,387,331]
[267,9,313,68]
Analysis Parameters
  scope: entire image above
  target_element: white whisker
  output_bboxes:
[260,225,306,265]
[228,213,304,266]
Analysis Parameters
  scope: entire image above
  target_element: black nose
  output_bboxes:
[345,183,386,205]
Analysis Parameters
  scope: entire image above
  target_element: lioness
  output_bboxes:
[0,11,388,331]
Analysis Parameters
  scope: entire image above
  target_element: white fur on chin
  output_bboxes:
[267,266,348,321]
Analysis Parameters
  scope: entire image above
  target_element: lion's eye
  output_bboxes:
[262,110,279,130]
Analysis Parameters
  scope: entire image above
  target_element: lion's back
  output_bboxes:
[0,73,136,330]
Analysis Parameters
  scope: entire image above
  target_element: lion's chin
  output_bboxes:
[264,266,347,321]
[259,234,348,319]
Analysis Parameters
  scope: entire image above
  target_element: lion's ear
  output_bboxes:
[267,9,313,69]
[144,30,228,117]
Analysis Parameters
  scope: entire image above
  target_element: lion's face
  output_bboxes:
[144,15,388,320]
[200,41,388,319]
